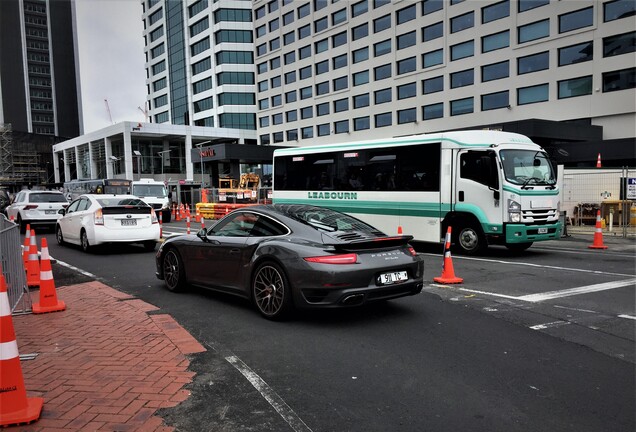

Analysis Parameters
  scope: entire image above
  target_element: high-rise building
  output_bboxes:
[0,0,81,137]
[142,0,258,135]
[254,0,635,166]
[0,0,81,188]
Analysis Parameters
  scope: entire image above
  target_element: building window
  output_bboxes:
[332,31,347,48]
[316,81,329,95]
[374,64,392,80]
[334,120,349,134]
[317,123,330,136]
[398,108,417,124]
[271,76,281,88]
[353,70,369,86]
[190,37,210,56]
[423,0,443,15]
[256,25,266,38]
[450,40,474,61]
[150,26,163,42]
[285,71,296,84]
[517,51,549,74]
[315,39,328,53]
[259,98,269,109]
[193,96,213,113]
[517,83,549,105]
[423,103,443,120]
[190,17,209,37]
[285,90,297,103]
[269,38,280,51]
[559,7,593,33]
[258,80,268,92]
[301,126,313,139]
[194,116,214,127]
[352,0,368,17]
[353,93,370,108]
[332,8,347,25]
[481,60,509,82]
[423,21,443,42]
[270,57,281,70]
[300,66,312,80]
[215,30,253,43]
[373,14,391,33]
[284,31,295,45]
[397,4,416,25]
[154,94,167,108]
[314,17,328,33]
[283,11,294,26]
[193,77,212,94]
[352,23,369,41]
[300,86,312,99]
[374,39,392,57]
[300,106,313,119]
[397,31,416,50]
[153,77,166,91]
[423,49,443,68]
[603,31,635,57]
[602,67,636,92]
[518,19,549,43]
[152,60,166,75]
[397,57,416,75]
[219,93,256,106]
[268,0,279,13]
[192,57,211,75]
[450,69,473,88]
[299,45,311,59]
[374,88,392,104]
[260,134,270,146]
[375,112,392,128]
[558,76,592,99]
[354,116,370,131]
[314,0,327,12]
[317,103,330,117]
[353,47,369,63]
[259,117,269,128]
[217,72,254,85]
[481,90,509,110]
[284,51,296,65]
[287,129,298,141]
[604,0,636,22]
[298,24,311,39]
[189,0,207,18]
[333,54,347,70]
[423,76,443,94]
[272,113,283,125]
[482,30,509,53]
[151,43,165,59]
[482,0,509,23]
[451,12,474,33]
[298,3,310,19]
[257,44,267,56]
[451,97,473,116]
[518,0,549,13]
[397,82,416,100]
[273,132,283,143]
[155,111,169,123]
[315,60,329,75]
[559,42,593,66]
[333,76,348,91]
[334,98,349,113]
[217,51,253,65]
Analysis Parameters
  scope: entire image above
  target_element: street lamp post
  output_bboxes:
[133,150,142,179]
[195,140,212,200]
[158,150,171,178]
[109,155,119,176]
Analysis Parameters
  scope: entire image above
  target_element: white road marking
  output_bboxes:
[529,321,571,330]
[455,288,521,301]
[553,305,598,314]
[517,279,636,302]
[226,355,313,432]
[618,314,636,320]
[52,258,97,278]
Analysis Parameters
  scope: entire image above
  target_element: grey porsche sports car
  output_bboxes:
[155,204,424,320]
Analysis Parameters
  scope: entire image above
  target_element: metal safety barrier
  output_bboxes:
[0,214,31,314]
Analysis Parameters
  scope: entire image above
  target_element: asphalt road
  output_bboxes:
[40,224,635,432]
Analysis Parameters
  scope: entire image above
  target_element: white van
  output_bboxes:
[132,179,171,222]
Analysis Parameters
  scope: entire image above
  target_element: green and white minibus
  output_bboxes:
[272,130,561,254]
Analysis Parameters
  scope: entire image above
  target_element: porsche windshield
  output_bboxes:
[500,150,556,187]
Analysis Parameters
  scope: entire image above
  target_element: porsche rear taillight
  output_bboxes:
[94,208,104,225]
[408,247,417,256]
[304,253,358,264]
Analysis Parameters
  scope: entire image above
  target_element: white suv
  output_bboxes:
[5,190,69,233]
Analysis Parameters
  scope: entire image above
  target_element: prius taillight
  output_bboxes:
[94,208,104,225]
[304,253,358,264]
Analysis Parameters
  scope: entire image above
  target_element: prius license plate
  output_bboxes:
[378,271,408,285]
[45,210,56,214]
[121,219,137,226]
[538,227,548,234]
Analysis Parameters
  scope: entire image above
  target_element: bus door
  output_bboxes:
[454,150,501,227]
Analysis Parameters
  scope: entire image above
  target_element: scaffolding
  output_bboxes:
[0,123,45,188]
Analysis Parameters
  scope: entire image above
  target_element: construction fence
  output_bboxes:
[562,167,635,237]
[0,214,31,313]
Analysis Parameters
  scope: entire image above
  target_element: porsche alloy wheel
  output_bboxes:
[163,249,185,292]
[252,262,292,320]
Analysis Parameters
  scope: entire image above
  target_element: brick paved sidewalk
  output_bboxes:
[11,281,206,431]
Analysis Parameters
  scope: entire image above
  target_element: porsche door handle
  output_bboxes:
[229,248,240,254]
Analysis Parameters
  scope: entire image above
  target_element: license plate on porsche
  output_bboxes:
[378,271,408,285]
[538,227,548,234]
[121,219,137,226]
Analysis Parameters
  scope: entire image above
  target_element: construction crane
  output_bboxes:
[104,99,114,124]
[137,104,148,122]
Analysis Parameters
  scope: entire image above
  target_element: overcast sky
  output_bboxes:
[75,0,147,133]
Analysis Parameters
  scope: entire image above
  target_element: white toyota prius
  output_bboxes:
[56,194,160,252]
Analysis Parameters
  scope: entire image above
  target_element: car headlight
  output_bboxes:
[508,199,521,223]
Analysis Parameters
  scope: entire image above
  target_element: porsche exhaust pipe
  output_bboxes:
[341,294,364,306]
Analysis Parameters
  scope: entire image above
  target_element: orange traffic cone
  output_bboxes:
[32,238,65,314]
[0,268,44,427]
[22,226,31,269]
[588,210,608,249]
[195,206,201,223]
[596,153,602,168]
[433,227,463,284]
[25,230,40,287]
[186,214,191,235]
